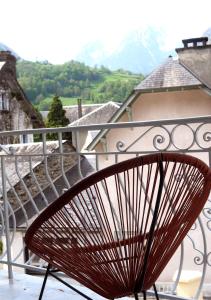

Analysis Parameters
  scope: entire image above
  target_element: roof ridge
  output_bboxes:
[69,101,120,126]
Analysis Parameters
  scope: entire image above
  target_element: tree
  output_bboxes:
[17,60,144,104]
[46,96,70,140]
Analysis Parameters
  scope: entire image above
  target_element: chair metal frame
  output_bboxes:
[38,263,160,300]
[25,153,211,300]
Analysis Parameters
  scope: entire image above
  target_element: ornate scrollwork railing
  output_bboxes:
[0,115,211,299]
[114,116,211,299]
[116,121,211,153]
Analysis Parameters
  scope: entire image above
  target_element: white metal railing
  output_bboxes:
[0,115,211,299]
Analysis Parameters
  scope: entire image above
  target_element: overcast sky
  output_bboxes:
[0,0,210,64]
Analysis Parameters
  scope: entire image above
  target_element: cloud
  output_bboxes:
[0,0,210,63]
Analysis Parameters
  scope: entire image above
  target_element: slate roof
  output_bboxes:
[0,141,63,192]
[40,104,103,123]
[0,141,94,226]
[69,101,120,126]
[135,57,202,90]
[64,104,103,123]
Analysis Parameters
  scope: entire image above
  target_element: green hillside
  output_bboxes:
[17,60,144,110]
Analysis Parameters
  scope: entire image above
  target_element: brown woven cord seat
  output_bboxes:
[25,152,211,300]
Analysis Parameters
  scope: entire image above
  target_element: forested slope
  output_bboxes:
[17,60,144,110]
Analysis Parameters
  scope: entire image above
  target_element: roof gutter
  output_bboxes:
[134,85,202,94]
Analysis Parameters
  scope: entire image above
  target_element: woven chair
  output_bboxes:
[25,152,211,300]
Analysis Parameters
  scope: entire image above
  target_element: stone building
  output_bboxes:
[0,51,44,144]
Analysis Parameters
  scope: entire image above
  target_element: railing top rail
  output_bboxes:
[0,115,211,136]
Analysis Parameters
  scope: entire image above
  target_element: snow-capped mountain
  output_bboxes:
[76,27,174,74]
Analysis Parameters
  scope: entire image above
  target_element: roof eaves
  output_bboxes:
[8,76,45,128]
[87,91,140,151]
[134,84,202,93]
[200,86,211,96]
[69,101,120,127]
[87,83,203,151]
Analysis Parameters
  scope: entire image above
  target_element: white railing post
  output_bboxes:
[1,156,13,280]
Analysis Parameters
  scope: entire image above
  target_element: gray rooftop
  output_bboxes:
[0,141,95,226]
[0,141,60,193]
[40,104,104,122]
[64,104,103,123]
[69,101,120,126]
[135,57,202,90]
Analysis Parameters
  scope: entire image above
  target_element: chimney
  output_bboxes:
[182,37,208,48]
[77,98,82,119]
[176,37,211,89]
[0,51,16,77]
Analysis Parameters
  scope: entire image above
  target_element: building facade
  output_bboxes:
[0,51,43,144]
[86,37,211,283]
[88,37,211,167]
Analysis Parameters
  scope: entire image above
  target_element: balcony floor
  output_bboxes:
[0,270,132,300]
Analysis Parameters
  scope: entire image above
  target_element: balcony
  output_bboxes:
[0,270,108,300]
[0,115,211,300]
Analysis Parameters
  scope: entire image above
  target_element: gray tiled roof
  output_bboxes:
[0,141,95,226]
[0,141,71,195]
[64,104,103,123]
[69,101,120,126]
[135,57,202,90]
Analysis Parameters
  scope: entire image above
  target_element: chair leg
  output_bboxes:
[143,290,146,300]
[38,263,51,300]
[49,272,94,300]
[153,284,160,300]
[37,263,94,300]
[134,293,139,300]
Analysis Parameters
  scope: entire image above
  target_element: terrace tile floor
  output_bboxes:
[0,270,131,300]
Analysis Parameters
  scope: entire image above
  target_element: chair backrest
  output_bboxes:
[25,153,211,299]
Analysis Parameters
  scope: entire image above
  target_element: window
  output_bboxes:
[22,134,28,143]
[0,88,9,111]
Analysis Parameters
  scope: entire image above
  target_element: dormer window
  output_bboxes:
[0,88,9,111]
